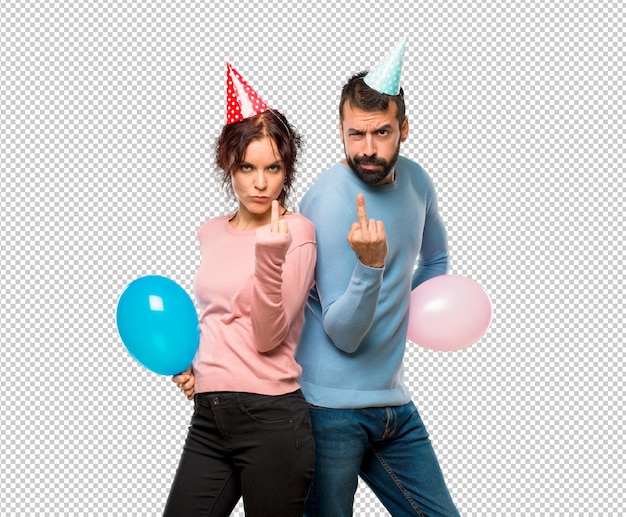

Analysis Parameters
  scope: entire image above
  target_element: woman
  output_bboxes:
[163,65,316,516]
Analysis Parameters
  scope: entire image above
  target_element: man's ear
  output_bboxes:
[400,117,409,142]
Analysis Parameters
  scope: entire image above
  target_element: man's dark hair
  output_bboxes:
[339,71,406,126]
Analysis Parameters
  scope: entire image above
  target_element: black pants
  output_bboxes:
[163,390,315,517]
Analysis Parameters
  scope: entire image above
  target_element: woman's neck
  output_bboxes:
[228,211,268,231]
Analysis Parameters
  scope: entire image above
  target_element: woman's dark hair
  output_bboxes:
[215,109,302,206]
[339,71,406,126]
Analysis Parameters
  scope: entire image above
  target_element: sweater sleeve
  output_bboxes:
[251,222,316,353]
[412,178,449,289]
[319,260,383,354]
[302,189,384,354]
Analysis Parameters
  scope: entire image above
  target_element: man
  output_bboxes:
[295,38,461,516]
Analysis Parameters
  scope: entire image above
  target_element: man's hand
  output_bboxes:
[347,194,388,268]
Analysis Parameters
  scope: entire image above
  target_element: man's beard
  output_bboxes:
[345,143,400,185]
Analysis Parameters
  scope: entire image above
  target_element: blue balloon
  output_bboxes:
[116,275,199,376]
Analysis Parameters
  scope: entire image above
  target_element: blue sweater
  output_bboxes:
[296,157,449,408]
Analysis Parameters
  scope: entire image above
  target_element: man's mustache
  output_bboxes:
[354,156,387,166]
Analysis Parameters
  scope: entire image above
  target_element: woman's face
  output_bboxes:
[231,136,285,219]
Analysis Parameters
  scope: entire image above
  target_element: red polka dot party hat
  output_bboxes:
[226,63,270,124]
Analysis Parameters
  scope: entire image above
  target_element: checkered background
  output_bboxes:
[1,1,623,515]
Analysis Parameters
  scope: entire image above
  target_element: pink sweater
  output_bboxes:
[192,213,316,396]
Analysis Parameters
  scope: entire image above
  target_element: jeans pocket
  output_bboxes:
[238,392,295,424]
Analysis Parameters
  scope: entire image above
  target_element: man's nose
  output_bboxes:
[363,135,376,156]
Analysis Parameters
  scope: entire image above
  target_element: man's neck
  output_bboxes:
[380,168,396,185]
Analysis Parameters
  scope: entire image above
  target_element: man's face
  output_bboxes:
[340,102,409,185]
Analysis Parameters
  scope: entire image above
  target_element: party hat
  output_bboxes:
[226,63,269,124]
[363,37,407,95]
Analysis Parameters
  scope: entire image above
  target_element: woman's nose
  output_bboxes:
[254,170,267,189]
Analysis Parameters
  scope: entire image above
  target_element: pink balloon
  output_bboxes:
[408,275,492,352]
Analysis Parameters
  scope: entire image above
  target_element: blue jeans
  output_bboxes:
[304,401,460,517]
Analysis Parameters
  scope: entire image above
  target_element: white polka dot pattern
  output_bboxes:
[364,36,407,95]
[226,62,269,124]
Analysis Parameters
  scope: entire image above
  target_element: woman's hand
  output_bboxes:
[172,370,195,400]
[266,200,288,234]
